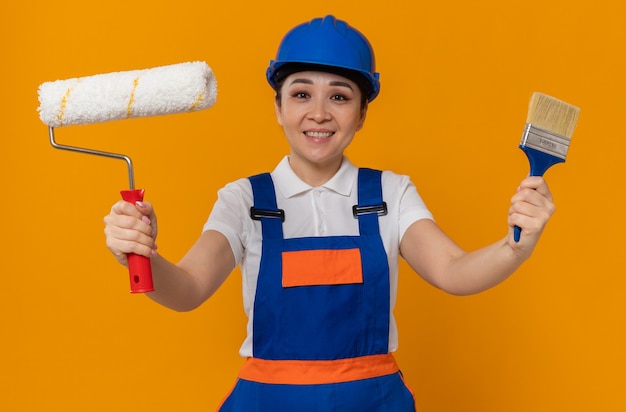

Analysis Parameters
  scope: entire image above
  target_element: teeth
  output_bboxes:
[305,131,333,138]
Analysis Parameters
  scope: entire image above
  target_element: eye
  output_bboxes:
[331,94,348,101]
[290,91,310,99]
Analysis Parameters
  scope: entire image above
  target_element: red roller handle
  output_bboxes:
[120,189,154,293]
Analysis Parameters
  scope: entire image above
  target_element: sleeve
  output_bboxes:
[202,178,254,265]
[385,172,434,242]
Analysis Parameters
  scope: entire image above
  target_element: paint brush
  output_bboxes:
[514,92,580,242]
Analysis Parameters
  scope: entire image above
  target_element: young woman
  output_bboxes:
[104,15,555,411]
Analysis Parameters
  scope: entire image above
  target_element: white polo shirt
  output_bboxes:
[204,156,434,357]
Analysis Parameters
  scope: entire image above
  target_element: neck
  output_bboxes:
[288,156,343,187]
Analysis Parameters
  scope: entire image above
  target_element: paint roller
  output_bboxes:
[38,61,218,293]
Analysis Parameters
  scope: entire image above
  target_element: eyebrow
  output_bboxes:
[289,78,354,91]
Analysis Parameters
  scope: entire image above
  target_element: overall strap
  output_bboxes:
[248,173,284,240]
[354,168,387,235]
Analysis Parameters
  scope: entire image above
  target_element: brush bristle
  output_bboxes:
[526,92,580,139]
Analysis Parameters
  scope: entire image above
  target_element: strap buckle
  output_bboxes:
[250,207,285,222]
[352,202,388,218]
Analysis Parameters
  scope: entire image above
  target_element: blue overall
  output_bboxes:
[218,169,416,411]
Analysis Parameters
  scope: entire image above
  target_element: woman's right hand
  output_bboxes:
[103,200,158,267]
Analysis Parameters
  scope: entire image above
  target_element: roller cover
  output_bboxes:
[38,61,217,127]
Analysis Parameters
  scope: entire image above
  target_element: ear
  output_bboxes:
[356,103,368,132]
[274,97,284,126]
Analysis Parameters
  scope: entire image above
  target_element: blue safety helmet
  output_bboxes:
[266,15,381,102]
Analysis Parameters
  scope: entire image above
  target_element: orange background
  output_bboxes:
[1,1,624,411]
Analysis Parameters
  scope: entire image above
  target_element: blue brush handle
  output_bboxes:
[514,146,564,242]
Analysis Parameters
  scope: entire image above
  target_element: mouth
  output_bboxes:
[304,131,334,139]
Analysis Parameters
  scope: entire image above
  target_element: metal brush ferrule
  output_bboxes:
[520,124,570,160]
[48,126,135,189]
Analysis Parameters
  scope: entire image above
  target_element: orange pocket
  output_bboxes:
[282,248,363,287]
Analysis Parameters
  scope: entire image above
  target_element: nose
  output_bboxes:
[308,98,331,123]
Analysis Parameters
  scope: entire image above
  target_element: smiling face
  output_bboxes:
[275,71,368,185]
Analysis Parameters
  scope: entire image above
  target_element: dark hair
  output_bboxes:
[273,63,370,109]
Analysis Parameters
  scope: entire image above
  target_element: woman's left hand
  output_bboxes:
[508,176,556,251]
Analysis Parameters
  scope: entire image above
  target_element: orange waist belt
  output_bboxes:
[238,354,400,385]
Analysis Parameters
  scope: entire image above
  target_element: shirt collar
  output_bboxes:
[272,156,357,198]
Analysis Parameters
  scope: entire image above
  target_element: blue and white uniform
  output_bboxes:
[204,157,433,411]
